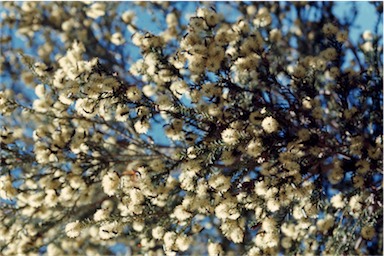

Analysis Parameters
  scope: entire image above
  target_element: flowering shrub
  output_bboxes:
[0,2,382,255]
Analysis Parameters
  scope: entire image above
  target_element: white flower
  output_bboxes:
[175,234,191,251]
[0,175,16,199]
[166,12,178,26]
[266,199,280,212]
[362,30,373,41]
[248,247,262,256]
[134,120,150,134]
[302,97,312,109]
[207,242,223,256]
[317,214,334,233]
[361,41,374,52]
[254,180,268,197]
[330,193,345,209]
[170,80,189,99]
[187,146,197,159]
[65,221,81,238]
[262,217,277,233]
[142,85,156,97]
[157,94,173,111]
[133,221,145,232]
[221,128,239,145]
[229,226,244,243]
[126,86,142,102]
[208,174,231,193]
[264,232,279,248]
[215,200,240,220]
[253,7,271,27]
[163,231,177,250]
[246,139,263,157]
[349,194,363,215]
[152,226,165,240]
[99,221,121,240]
[129,188,144,205]
[115,104,129,122]
[221,220,244,243]
[59,185,76,202]
[35,84,45,98]
[102,171,120,196]
[261,116,279,133]
[180,172,195,192]
[173,205,192,221]
[45,189,58,207]
[94,209,109,222]
[86,3,106,19]
[121,11,135,24]
[111,32,125,45]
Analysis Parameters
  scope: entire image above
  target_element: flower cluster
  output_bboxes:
[0,2,382,255]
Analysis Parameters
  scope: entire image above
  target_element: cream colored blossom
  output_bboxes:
[134,120,150,134]
[94,209,109,222]
[110,32,125,45]
[132,221,145,232]
[0,175,17,199]
[302,97,313,109]
[362,30,373,41]
[221,128,240,145]
[361,41,374,52]
[99,221,121,240]
[261,116,279,133]
[208,173,231,193]
[221,220,244,243]
[330,193,345,209]
[349,194,363,216]
[65,221,81,238]
[152,226,165,240]
[86,3,106,19]
[126,86,142,102]
[163,231,177,251]
[175,234,191,251]
[121,11,135,24]
[246,139,263,157]
[45,189,59,207]
[215,199,240,220]
[208,242,224,256]
[115,104,129,122]
[254,7,272,27]
[173,205,192,221]
[187,146,197,159]
[102,171,120,196]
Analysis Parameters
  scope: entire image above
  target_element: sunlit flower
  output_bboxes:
[65,221,81,238]
[86,3,106,19]
[99,221,121,240]
[110,32,125,45]
[134,120,150,134]
[261,116,279,133]
[330,193,345,209]
[221,128,240,145]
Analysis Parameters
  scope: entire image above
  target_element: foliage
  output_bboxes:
[0,2,383,255]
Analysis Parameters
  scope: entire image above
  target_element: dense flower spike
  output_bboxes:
[0,2,382,255]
